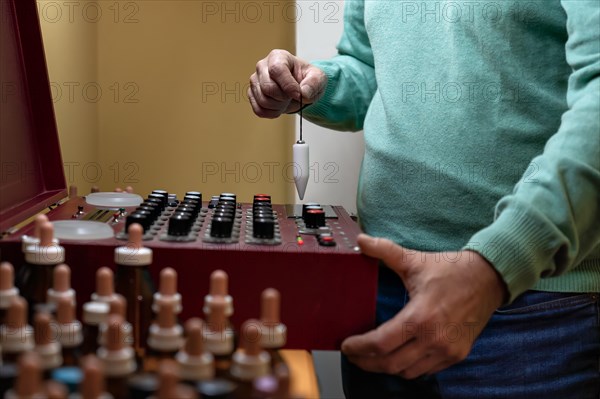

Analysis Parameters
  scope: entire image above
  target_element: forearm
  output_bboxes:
[303,58,376,131]
[302,0,377,131]
[465,0,600,301]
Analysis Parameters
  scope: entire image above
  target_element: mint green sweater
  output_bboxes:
[304,0,600,301]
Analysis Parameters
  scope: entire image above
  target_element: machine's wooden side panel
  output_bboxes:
[0,199,378,350]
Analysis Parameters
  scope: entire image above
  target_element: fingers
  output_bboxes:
[398,355,445,380]
[345,338,423,374]
[357,234,412,276]
[342,303,419,356]
[247,86,282,119]
[345,330,459,379]
[266,50,301,100]
[255,61,289,102]
[249,72,290,117]
[249,49,326,118]
[300,66,327,103]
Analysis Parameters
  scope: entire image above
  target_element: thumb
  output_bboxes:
[357,234,413,276]
[300,66,326,104]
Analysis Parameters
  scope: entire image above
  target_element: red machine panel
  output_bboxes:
[0,196,378,349]
[0,0,378,351]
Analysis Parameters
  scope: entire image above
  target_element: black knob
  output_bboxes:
[305,209,326,229]
[253,210,274,221]
[220,193,236,202]
[318,234,336,247]
[208,196,220,209]
[215,206,235,216]
[184,195,201,206]
[253,202,272,210]
[148,193,167,210]
[168,213,192,236]
[214,211,235,221]
[180,200,200,215]
[150,190,168,201]
[185,191,202,202]
[218,201,236,209]
[302,203,321,219]
[253,218,275,239]
[175,207,195,219]
[253,197,271,206]
[151,189,169,205]
[136,206,159,220]
[125,212,151,233]
[210,216,233,238]
[144,197,163,211]
[253,193,271,202]
[140,202,161,217]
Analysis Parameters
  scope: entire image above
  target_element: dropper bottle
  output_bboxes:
[0,262,19,326]
[176,318,215,383]
[69,354,114,399]
[203,296,234,378]
[152,267,182,316]
[260,288,289,383]
[0,297,34,364]
[229,319,271,399]
[47,264,76,309]
[19,222,65,321]
[144,300,184,373]
[97,314,137,399]
[114,223,155,362]
[56,296,83,366]
[34,311,63,379]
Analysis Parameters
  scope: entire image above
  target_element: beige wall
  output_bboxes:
[39,0,295,203]
[38,0,99,194]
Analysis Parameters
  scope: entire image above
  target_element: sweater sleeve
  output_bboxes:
[464,0,600,302]
[302,0,377,132]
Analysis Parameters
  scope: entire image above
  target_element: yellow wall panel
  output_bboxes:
[38,0,99,194]
[39,0,296,203]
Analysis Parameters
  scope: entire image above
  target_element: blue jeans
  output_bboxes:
[342,268,600,399]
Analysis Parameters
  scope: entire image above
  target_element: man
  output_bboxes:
[248,0,600,397]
